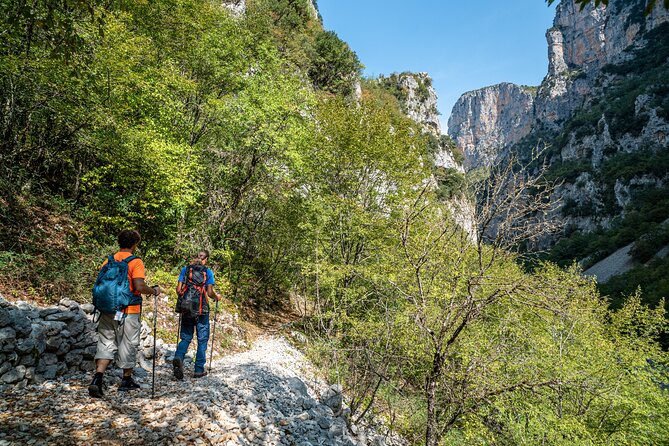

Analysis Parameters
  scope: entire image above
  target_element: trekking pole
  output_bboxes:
[151,289,158,398]
[176,313,182,351]
[208,299,219,374]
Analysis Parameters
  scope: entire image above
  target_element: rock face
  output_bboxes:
[447,0,669,249]
[222,0,245,16]
[448,83,535,169]
[222,0,319,20]
[535,0,669,127]
[378,72,464,171]
[395,72,442,135]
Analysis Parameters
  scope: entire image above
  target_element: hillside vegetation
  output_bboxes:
[0,1,667,445]
[520,23,669,322]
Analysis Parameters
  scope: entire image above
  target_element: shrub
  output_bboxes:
[630,225,669,263]
[308,30,362,96]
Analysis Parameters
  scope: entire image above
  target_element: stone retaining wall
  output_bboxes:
[0,295,161,387]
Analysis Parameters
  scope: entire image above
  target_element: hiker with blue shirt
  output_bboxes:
[173,250,221,379]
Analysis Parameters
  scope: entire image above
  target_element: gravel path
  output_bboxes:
[0,337,373,446]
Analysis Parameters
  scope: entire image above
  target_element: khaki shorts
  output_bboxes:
[94,312,141,369]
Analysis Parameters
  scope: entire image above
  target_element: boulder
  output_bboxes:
[15,337,35,354]
[9,310,32,336]
[19,354,36,367]
[287,377,309,397]
[39,320,66,336]
[29,324,47,354]
[45,311,77,322]
[56,339,72,356]
[0,360,12,376]
[0,327,16,353]
[80,303,95,314]
[67,317,85,336]
[56,362,68,376]
[5,351,18,366]
[320,384,343,414]
[59,299,80,311]
[0,326,16,343]
[41,364,58,379]
[317,417,332,430]
[39,352,59,366]
[80,361,95,372]
[45,335,63,352]
[298,396,316,410]
[1,367,24,384]
[65,349,84,366]
[38,307,61,318]
[328,418,347,437]
[309,404,334,419]
[72,335,91,348]
[0,307,10,327]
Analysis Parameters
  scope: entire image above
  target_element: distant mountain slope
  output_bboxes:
[447,0,669,310]
[448,0,669,259]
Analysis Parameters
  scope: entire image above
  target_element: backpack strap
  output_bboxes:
[123,255,139,264]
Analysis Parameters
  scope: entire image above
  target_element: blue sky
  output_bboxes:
[317,0,557,132]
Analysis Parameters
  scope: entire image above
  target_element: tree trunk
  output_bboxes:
[425,352,442,446]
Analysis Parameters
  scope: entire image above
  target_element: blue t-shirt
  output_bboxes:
[178,266,215,286]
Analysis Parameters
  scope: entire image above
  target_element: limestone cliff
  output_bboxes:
[223,0,319,19]
[222,0,245,16]
[448,83,535,169]
[535,0,669,127]
[377,72,464,172]
[448,0,669,255]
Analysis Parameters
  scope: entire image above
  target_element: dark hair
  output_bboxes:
[118,230,141,249]
[198,250,210,260]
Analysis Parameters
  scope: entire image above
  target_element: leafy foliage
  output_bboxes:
[308,30,362,96]
[1,1,668,445]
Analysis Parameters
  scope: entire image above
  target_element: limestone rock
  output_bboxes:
[448,83,535,170]
[447,0,669,251]
[287,377,309,397]
[1,366,25,384]
[222,0,245,16]
[9,309,32,336]
[320,384,343,414]
[80,303,95,314]
[0,307,10,327]
[45,311,77,322]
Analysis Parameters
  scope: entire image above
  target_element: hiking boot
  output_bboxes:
[172,357,184,380]
[193,371,208,378]
[88,373,105,398]
[119,376,140,391]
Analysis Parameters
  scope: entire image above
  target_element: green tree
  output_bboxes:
[308,30,362,96]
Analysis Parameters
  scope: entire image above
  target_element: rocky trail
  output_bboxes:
[1,300,393,446]
[0,336,380,446]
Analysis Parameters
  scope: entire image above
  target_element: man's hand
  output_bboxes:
[133,278,163,296]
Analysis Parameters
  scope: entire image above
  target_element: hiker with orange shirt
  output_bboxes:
[88,229,163,398]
